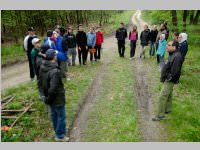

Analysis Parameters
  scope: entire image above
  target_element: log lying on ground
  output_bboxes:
[1,95,15,103]
[2,116,17,119]
[1,95,16,109]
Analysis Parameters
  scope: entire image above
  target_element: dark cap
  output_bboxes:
[46,49,57,60]
[41,44,50,54]
[28,27,34,31]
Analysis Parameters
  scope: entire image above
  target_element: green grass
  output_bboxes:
[142,10,200,142]
[1,61,102,142]
[83,46,141,142]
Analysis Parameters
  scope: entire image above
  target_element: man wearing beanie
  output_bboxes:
[39,49,69,142]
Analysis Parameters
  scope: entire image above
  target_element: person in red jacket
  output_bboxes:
[95,26,104,61]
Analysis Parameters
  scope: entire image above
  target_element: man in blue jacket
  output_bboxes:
[56,27,70,81]
[87,27,96,62]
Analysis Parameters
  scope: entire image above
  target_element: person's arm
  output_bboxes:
[31,49,36,65]
[62,37,68,52]
[169,55,182,82]
[93,34,96,47]
[115,29,118,39]
[46,70,60,104]
[101,32,104,43]
[125,29,128,38]
[129,32,131,40]
[140,32,143,41]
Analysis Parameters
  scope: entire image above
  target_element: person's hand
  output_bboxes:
[86,46,88,49]
[78,47,81,50]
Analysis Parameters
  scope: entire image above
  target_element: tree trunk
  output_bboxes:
[193,10,200,25]
[172,10,178,26]
[99,10,103,26]
[76,10,80,25]
[183,10,187,31]
[190,10,194,24]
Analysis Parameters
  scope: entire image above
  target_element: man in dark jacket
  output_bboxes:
[27,27,37,80]
[115,22,127,57]
[76,24,88,65]
[152,40,183,121]
[39,49,69,142]
[65,26,76,66]
[140,24,150,59]
[149,25,158,56]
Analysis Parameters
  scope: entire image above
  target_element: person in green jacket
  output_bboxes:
[31,38,41,79]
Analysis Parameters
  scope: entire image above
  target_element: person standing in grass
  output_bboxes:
[39,49,69,142]
[44,30,56,50]
[56,27,70,81]
[87,27,96,62]
[115,22,127,57]
[156,34,167,71]
[129,25,138,60]
[149,25,158,56]
[178,33,188,63]
[140,24,150,59]
[26,27,37,81]
[65,26,77,66]
[76,24,88,65]
[152,40,183,121]
[95,26,104,61]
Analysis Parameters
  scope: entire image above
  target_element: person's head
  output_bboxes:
[32,38,41,48]
[47,30,53,38]
[28,27,35,36]
[58,27,66,36]
[166,40,179,53]
[68,26,73,33]
[120,22,124,28]
[173,32,179,41]
[160,34,165,40]
[132,25,137,32]
[160,23,165,30]
[89,27,95,32]
[41,44,50,54]
[144,24,148,30]
[153,25,157,31]
[45,49,58,62]
[78,24,83,31]
[178,33,188,43]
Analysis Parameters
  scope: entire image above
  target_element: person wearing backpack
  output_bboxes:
[129,25,138,60]
[95,26,104,60]
[56,27,70,81]
[44,30,56,50]
[65,26,77,66]
[149,25,158,56]
[115,22,127,57]
[76,24,88,65]
[39,49,69,142]
[87,27,96,62]
[156,34,167,71]
[27,27,37,81]
[140,24,150,59]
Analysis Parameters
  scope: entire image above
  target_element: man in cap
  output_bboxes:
[39,49,69,142]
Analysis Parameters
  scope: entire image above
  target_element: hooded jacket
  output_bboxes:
[87,32,96,47]
[65,32,76,48]
[178,33,188,59]
[149,29,158,42]
[156,36,167,57]
[44,37,56,50]
[140,29,150,46]
[56,36,68,61]
[39,61,65,106]
[161,50,183,84]
[96,31,104,45]
[115,27,127,41]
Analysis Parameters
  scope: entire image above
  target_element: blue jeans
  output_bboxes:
[159,55,165,70]
[149,41,155,56]
[50,105,66,139]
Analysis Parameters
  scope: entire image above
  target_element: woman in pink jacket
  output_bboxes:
[129,25,138,60]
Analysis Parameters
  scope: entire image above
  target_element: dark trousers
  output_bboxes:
[130,41,136,58]
[50,105,66,139]
[118,40,125,57]
[27,52,35,79]
[156,42,160,64]
[95,45,101,60]
[78,46,87,65]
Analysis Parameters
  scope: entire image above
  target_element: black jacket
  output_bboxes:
[27,35,37,53]
[149,30,158,42]
[161,50,183,84]
[39,61,65,106]
[140,29,150,46]
[76,31,87,47]
[65,33,76,48]
[115,27,127,41]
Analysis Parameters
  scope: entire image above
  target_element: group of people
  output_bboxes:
[23,24,104,142]
[115,22,188,121]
